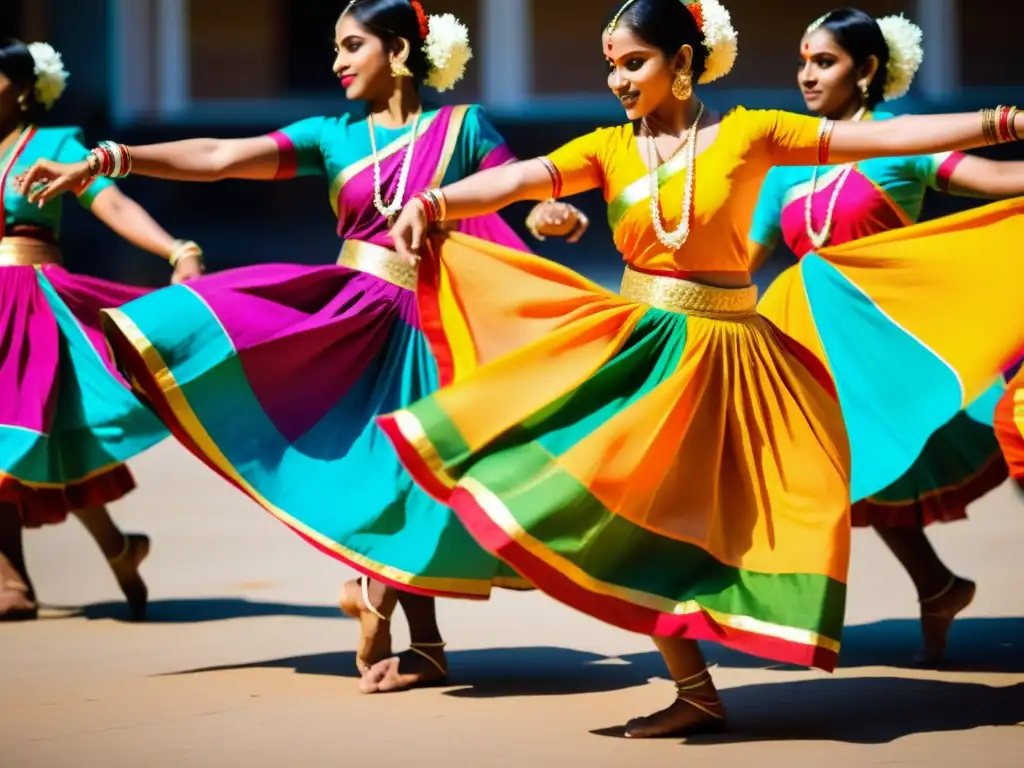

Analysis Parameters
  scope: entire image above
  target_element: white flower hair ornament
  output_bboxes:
[685,0,738,85]
[26,42,68,110]
[876,14,923,101]
[422,12,472,92]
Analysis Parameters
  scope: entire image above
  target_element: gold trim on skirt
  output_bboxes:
[337,240,418,291]
[619,266,757,317]
[0,237,62,267]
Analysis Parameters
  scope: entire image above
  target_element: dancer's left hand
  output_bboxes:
[527,201,589,243]
[171,253,205,284]
[14,158,93,206]
[391,200,428,266]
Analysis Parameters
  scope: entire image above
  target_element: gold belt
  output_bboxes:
[0,237,63,267]
[619,267,757,317]
[337,240,418,291]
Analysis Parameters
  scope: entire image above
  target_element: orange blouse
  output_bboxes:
[545,106,824,274]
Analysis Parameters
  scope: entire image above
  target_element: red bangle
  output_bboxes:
[538,157,563,199]
[998,107,1012,143]
[415,191,439,223]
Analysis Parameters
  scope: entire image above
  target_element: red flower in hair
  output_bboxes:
[688,1,704,30]
[411,1,429,39]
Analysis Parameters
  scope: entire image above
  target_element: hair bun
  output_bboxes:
[26,42,68,110]
[686,1,738,85]
[422,13,472,92]
[876,14,923,101]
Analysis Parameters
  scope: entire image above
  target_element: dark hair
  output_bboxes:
[343,0,431,83]
[605,0,708,81]
[814,8,890,109]
[0,38,45,122]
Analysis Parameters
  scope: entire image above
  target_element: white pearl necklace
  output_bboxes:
[643,103,704,251]
[368,110,422,222]
[804,107,866,249]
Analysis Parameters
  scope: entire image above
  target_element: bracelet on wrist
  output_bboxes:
[168,239,203,267]
[90,141,133,178]
[415,189,447,224]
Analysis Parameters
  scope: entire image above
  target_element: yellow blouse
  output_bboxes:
[546,106,823,274]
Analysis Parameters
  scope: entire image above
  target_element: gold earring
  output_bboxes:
[672,70,693,101]
[390,57,413,79]
[17,92,28,112]
[859,80,870,102]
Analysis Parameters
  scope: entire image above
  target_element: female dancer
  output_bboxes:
[376,0,1024,736]
[15,1,582,685]
[0,39,202,621]
[747,8,1024,662]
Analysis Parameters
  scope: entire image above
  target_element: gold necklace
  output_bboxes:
[368,110,422,223]
[643,102,704,251]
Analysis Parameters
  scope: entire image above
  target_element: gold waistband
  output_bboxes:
[337,240,418,291]
[0,237,62,267]
[619,267,757,317]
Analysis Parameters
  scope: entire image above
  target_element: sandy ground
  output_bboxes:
[2,440,1023,767]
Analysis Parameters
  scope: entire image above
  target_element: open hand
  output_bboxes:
[14,158,94,206]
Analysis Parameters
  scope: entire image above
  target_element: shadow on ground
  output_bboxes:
[38,597,346,624]
[590,677,1024,745]
[690,616,1024,674]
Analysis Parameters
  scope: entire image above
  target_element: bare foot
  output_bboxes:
[339,578,397,675]
[624,697,726,739]
[107,534,149,622]
[358,644,447,694]
[0,581,37,621]
[919,576,976,663]
[0,551,37,621]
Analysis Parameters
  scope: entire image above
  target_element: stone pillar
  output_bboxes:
[478,0,531,110]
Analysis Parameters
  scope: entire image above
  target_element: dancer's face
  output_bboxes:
[798,28,860,117]
[603,26,691,121]
[333,13,402,102]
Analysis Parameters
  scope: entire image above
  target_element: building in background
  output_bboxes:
[3,0,1021,128]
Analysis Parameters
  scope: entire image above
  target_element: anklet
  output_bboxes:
[361,578,389,621]
[674,668,725,719]
[920,576,957,606]
[408,642,447,676]
[107,535,131,564]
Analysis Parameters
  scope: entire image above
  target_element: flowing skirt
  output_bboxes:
[378,197,1024,672]
[994,365,1024,480]
[101,249,528,598]
[758,200,1024,510]
[0,262,167,527]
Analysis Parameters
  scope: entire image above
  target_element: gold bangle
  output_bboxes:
[169,239,203,267]
[983,108,999,146]
[1008,106,1020,141]
[433,188,448,222]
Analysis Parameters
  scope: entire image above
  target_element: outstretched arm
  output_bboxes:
[944,156,1024,198]
[17,135,282,205]
[88,186,204,283]
[389,158,569,260]
[828,109,1024,164]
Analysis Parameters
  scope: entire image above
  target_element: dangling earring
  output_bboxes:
[672,70,693,101]
[17,92,28,112]
[390,57,413,79]
[858,80,870,103]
